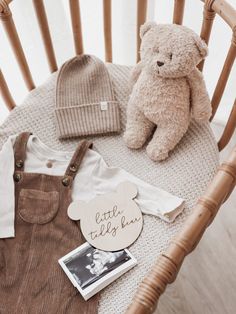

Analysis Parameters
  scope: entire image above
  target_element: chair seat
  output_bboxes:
[0,63,219,313]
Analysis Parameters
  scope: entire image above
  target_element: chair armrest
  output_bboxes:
[126,146,236,314]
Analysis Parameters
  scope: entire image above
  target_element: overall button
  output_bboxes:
[46,161,53,168]
[14,173,21,182]
[62,176,70,186]
[16,160,24,168]
[69,165,77,172]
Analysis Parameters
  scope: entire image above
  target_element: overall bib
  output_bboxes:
[0,132,98,314]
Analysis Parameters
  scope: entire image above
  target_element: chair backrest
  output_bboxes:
[0,0,236,151]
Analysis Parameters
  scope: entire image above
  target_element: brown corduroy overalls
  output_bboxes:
[0,132,98,314]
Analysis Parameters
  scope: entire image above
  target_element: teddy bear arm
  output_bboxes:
[124,105,155,149]
[187,68,212,122]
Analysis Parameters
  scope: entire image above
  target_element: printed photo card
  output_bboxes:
[58,242,137,300]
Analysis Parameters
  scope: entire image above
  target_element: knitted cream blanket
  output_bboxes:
[0,64,219,314]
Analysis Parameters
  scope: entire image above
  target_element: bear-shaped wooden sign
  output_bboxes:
[67,181,143,251]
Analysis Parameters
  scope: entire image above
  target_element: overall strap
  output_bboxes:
[13,132,32,172]
[62,140,93,187]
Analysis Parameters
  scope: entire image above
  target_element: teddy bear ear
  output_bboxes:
[67,200,87,221]
[193,35,208,59]
[140,21,157,39]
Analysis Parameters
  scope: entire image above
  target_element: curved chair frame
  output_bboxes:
[0,1,236,313]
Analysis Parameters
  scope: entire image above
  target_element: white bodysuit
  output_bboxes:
[0,134,185,238]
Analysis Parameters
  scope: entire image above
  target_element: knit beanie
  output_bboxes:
[55,55,121,139]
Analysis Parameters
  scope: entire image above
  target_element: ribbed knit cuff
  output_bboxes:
[55,101,121,139]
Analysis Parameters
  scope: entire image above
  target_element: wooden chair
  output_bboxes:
[0,1,236,313]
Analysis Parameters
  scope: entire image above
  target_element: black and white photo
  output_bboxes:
[58,243,136,300]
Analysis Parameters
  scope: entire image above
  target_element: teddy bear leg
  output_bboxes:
[124,109,155,149]
[146,124,187,161]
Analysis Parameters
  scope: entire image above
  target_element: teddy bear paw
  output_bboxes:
[146,145,169,161]
[123,131,146,149]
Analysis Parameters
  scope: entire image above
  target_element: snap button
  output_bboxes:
[14,173,21,182]
[62,176,70,186]
[69,165,77,173]
[46,161,53,168]
[16,160,24,169]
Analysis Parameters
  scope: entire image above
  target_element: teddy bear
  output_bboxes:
[123,22,212,161]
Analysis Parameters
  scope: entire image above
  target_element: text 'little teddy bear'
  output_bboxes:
[67,182,143,251]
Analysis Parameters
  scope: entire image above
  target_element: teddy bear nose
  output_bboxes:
[157,61,164,67]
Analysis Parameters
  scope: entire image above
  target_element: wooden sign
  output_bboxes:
[67,181,143,251]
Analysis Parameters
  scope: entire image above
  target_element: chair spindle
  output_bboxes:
[218,99,236,151]
[172,0,185,25]
[103,0,112,62]
[0,1,35,90]
[0,69,16,110]
[32,0,57,73]
[136,0,147,62]
[69,0,83,56]
[198,1,216,71]
[210,34,236,120]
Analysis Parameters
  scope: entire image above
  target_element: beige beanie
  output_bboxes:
[55,55,121,139]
